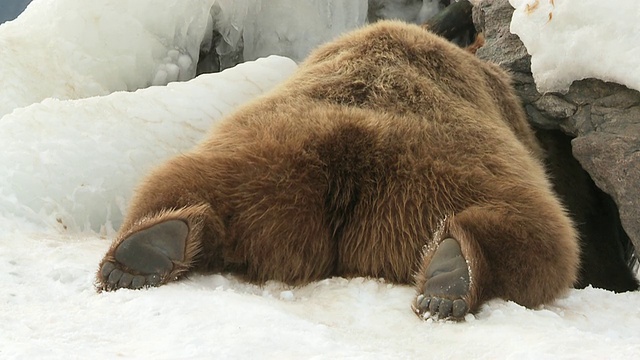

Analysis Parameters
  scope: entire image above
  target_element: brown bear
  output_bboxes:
[96,20,580,320]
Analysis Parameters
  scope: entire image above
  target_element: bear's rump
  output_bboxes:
[221,105,531,284]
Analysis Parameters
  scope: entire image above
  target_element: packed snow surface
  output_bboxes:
[1,1,640,358]
[1,227,640,358]
[510,0,640,93]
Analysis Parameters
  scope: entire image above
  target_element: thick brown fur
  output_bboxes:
[97,21,579,317]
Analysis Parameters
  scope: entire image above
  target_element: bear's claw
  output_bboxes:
[414,238,470,320]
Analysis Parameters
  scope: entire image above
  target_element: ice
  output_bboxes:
[0,0,217,118]
[510,0,640,93]
[368,0,424,22]
[242,0,368,62]
[210,0,368,65]
[367,0,443,23]
[202,1,448,68]
[417,0,445,23]
[0,56,297,233]
[279,290,295,301]
[0,0,396,118]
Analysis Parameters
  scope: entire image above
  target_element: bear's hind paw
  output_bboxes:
[413,238,471,320]
[96,219,189,291]
[99,261,163,291]
[413,294,469,320]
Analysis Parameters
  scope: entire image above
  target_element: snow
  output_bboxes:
[1,0,640,358]
[2,230,640,358]
[510,0,640,93]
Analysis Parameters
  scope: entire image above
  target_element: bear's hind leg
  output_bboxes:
[97,203,214,291]
[96,153,226,292]
[414,202,579,320]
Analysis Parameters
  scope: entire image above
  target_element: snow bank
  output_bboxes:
[0,56,297,233]
[0,0,216,117]
[510,0,640,93]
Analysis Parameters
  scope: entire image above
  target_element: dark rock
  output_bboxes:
[573,134,640,249]
[537,130,639,291]
[591,87,640,109]
[195,29,244,76]
[564,79,629,106]
[511,72,542,104]
[534,94,578,119]
[473,0,530,72]
[525,104,561,130]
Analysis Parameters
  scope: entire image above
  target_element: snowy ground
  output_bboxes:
[2,227,640,358]
[2,0,640,359]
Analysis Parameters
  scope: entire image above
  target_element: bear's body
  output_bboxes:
[97,21,579,320]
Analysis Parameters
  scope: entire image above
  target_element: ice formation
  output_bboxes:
[212,0,444,66]
[0,0,217,118]
[368,0,443,23]
[0,56,297,233]
[211,0,369,65]
[510,0,640,93]
[0,0,446,118]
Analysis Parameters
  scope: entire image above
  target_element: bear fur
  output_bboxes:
[96,20,580,320]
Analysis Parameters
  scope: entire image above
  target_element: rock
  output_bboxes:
[537,129,639,291]
[473,0,530,72]
[473,0,640,289]
[533,94,578,119]
[573,134,640,243]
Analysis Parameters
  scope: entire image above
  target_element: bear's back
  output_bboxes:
[268,20,543,160]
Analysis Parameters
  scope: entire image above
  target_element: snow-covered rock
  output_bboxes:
[510,0,640,93]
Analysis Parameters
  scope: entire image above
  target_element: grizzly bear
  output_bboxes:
[96,20,579,320]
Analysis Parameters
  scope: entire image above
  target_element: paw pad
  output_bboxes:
[97,219,189,291]
[415,238,471,320]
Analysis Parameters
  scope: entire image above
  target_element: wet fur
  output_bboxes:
[97,21,579,314]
